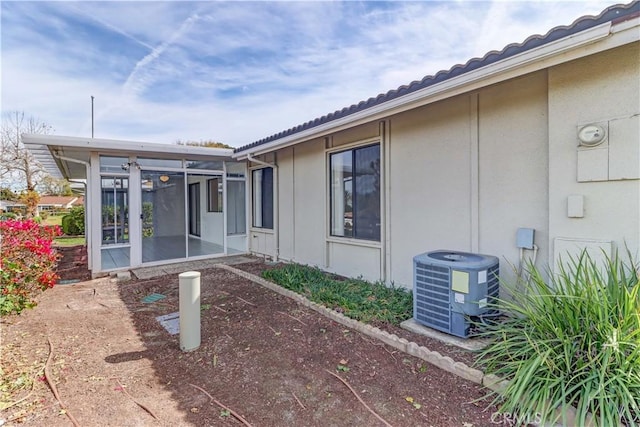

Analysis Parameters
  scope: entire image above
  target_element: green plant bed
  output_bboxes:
[262,264,412,325]
[476,251,640,426]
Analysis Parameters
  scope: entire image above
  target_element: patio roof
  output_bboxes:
[22,134,234,180]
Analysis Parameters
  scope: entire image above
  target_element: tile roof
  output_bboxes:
[235,1,639,154]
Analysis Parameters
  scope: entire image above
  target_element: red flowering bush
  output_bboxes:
[0,219,62,315]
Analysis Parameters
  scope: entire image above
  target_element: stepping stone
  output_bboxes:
[156,312,179,335]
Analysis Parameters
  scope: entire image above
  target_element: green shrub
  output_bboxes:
[476,251,640,426]
[61,206,84,235]
[0,212,17,220]
[262,264,412,325]
[40,210,49,220]
[61,214,74,235]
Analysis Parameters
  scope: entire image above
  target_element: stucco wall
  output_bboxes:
[477,72,549,284]
[264,42,639,288]
[548,43,640,266]
[388,96,473,287]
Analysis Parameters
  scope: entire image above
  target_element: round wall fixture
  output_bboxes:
[578,124,606,147]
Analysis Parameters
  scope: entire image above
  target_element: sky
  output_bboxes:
[1,0,619,148]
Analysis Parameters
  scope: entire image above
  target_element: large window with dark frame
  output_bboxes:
[252,168,273,229]
[330,143,380,241]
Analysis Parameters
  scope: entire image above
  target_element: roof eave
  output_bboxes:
[234,16,639,159]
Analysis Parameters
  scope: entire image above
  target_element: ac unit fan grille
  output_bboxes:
[415,263,451,331]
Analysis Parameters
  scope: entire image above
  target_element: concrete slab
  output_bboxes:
[130,255,255,280]
[400,318,489,351]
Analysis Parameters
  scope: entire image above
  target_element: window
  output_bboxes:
[330,144,380,241]
[227,180,246,235]
[207,178,222,212]
[252,168,273,229]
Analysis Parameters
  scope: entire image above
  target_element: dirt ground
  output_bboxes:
[1,246,498,426]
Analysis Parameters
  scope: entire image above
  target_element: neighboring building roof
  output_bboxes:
[234,1,639,155]
[38,196,79,207]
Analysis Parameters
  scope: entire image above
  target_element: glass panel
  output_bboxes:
[187,173,224,257]
[186,159,224,170]
[226,161,246,178]
[101,247,130,270]
[207,178,222,212]
[100,156,129,173]
[137,158,183,169]
[188,183,201,236]
[141,171,186,262]
[227,180,246,235]
[252,168,273,229]
[101,177,129,245]
[353,145,380,240]
[330,151,352,237]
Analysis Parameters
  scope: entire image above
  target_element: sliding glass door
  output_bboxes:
[140,171,186,263]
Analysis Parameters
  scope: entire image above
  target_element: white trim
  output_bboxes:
[22,134,233,158]
[233,19,640,158]
[326,237,382,249]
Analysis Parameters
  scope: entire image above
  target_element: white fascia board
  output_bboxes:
[234,18,639,159]
[22,134,234,159]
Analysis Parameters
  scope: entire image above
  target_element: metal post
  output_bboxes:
[91,95,94,138]
[179,271,201,351]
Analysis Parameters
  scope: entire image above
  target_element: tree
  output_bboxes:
[18,190,40,219]
[38,175,73,196]
[175,139,233,149]
[0,187,18,201]
[1,111,53,192]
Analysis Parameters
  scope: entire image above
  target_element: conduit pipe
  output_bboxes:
[246,153,279,261]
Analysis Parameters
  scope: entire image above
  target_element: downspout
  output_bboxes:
[52,152,92,270]
[246,153,279,261]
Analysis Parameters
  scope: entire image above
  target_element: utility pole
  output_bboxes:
[91,95,95,138]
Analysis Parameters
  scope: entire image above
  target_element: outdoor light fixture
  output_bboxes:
[121,161,142,171]
[159,175,170,183]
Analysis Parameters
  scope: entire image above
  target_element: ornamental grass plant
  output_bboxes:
[476,251,640,426]
[262,263,412,325]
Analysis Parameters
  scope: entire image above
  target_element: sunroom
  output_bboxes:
[23,135,248,276]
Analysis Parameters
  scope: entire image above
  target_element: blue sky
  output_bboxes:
[1,1,616,147]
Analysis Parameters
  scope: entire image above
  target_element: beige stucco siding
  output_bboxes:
[388,96,473,287]
[291,139,326,266]
[477,71,549,283]
[277,147,295,260]
[548,42,640,265]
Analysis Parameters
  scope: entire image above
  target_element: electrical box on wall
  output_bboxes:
[567,194,584,218]
[576,115,640,182]
[516,228,535,249]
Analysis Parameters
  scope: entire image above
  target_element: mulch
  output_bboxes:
[0,246,499,426]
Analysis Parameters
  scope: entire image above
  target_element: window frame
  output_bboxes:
[251,167,274,230]
[328,140,381,242]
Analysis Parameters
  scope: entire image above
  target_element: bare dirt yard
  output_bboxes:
[1,247,497,426]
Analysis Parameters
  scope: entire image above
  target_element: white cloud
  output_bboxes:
[1,0,619,147]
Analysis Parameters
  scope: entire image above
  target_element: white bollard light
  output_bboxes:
[179,271,201,352]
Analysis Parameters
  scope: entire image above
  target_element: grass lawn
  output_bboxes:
[43,214,64,226]
[44,214,86,246]
[54,236,85,246]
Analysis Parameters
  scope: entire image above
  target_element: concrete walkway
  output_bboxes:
[129,254,255,279]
